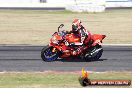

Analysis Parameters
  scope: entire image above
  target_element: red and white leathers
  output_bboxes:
[72,26,91,55]
[70,19,91,55]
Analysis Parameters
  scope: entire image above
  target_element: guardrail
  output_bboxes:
[0,0,131,11]
[106,0,132,7]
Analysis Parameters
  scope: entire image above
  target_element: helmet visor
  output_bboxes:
[72,25,78,31]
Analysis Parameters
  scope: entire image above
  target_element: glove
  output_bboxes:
[72,48,81,55]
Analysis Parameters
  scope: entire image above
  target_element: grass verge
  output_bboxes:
[0,71,131,88]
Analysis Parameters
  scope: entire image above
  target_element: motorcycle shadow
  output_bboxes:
[56,57,107,62]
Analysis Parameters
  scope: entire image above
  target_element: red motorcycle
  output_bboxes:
[41,24,106,62]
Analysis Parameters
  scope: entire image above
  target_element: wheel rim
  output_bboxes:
[44,47,58,61]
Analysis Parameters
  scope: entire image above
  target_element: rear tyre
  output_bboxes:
[84,45,103,61]
[41,45,59,62]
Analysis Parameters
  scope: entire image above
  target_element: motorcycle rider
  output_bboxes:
[69,19,91,55]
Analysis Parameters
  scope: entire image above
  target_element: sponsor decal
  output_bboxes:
[79,68,131,86]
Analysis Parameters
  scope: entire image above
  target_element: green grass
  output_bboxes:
[0,72,131,88]
[0,9,132,44]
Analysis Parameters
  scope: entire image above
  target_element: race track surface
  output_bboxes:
[0,45,132,72]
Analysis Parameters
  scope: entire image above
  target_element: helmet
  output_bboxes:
[72,19,81,32]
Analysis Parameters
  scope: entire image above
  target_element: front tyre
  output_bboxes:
[41,45,59,62]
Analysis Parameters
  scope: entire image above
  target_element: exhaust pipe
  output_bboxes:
[91,48,103,56]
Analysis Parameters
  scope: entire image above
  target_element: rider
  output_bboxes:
[69,19,91,55]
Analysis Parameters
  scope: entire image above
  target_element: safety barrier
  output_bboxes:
[0,0,131,12]
[106,0,132,7]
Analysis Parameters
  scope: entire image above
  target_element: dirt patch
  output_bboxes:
[0,10,132,44]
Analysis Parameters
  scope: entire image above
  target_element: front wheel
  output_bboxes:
[41,45,59,62]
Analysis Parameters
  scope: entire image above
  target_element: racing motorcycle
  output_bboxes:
[41,24,106,62]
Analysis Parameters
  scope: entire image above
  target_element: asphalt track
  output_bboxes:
[0,7,132,10]
[0,45,132,72]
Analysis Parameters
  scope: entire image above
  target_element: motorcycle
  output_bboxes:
[41,24,106,62]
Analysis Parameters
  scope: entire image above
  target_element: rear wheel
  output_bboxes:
[41,45,59,62]
[84,45,103,61]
